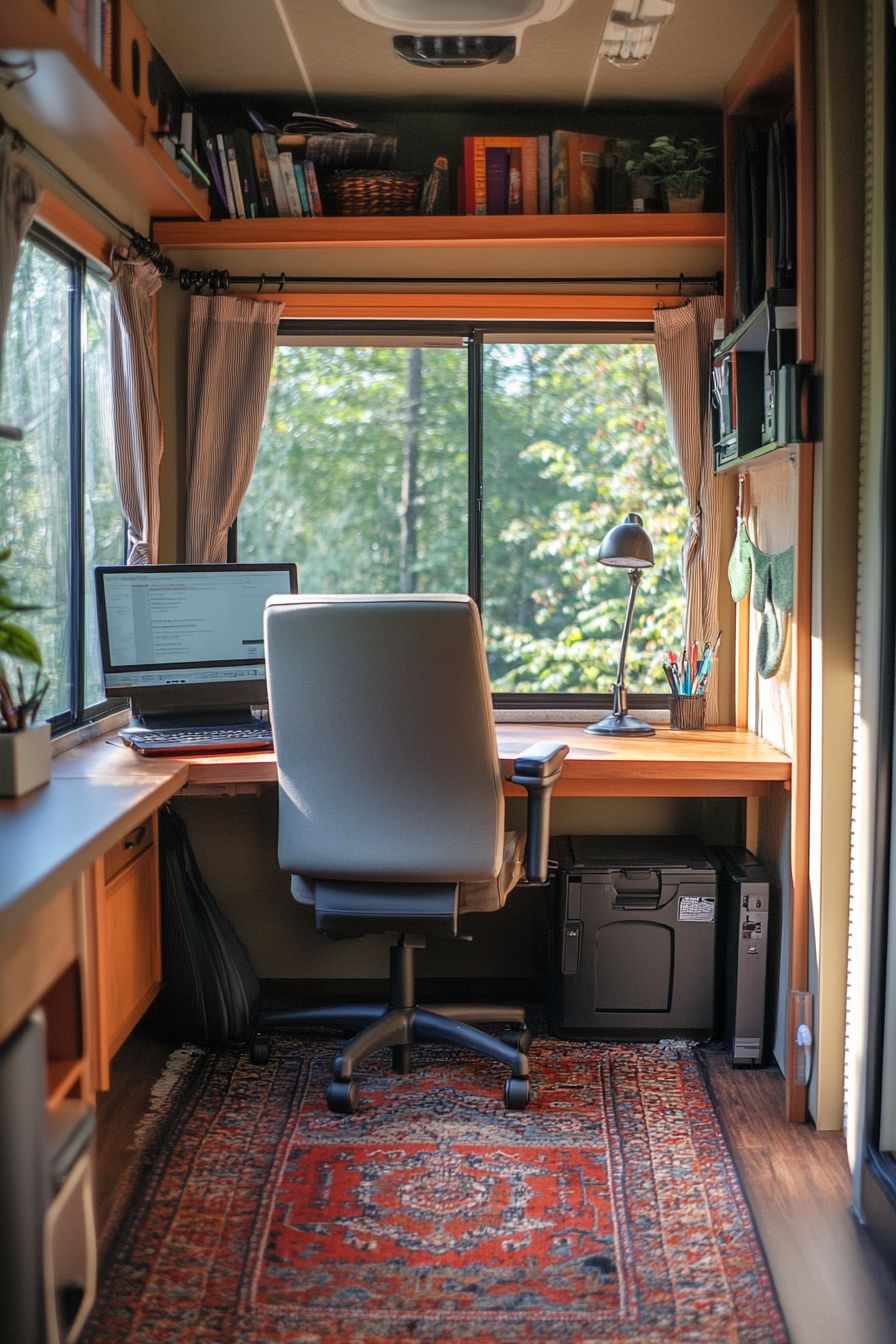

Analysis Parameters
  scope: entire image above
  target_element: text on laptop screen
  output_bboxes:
[96,565,296,690]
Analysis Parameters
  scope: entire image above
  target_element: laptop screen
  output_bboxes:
[95,564,297,711]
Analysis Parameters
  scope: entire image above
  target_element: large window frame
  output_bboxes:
[1,224,126,734]
[242,317,679,711]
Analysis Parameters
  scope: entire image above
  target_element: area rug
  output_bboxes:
[84,1037,788,1344]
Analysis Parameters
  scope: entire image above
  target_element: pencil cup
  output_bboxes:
[668,694,706,730]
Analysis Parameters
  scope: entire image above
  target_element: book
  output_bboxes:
[509,145,523,214]
[87,0,104,68]
[419,157,449,215]
[465,137,538,215]
[215,133,237,217]
[537,136,551,214]
[303,134,397,171]
[485,147,509,215]
[197,118,228,213]
[224,135,246,219]
[279,152,304,217]
[261,133,290,217]
[303,160,324,216]
[251,134,278,217]
[69,0,88,49]
[566,134,606,214]
[283,112,364,134]
[180,106,194,160]
[294,162,311,216]
[233,128,259,219]
[551,131,574,214]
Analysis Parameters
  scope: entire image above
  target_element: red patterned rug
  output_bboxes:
[84,1038,788,1344]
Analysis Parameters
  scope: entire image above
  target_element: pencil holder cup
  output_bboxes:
[668,694,706,730]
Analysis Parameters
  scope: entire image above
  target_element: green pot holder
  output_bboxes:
[728,520,794,679]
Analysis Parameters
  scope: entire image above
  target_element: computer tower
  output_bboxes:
[549,836,720,1041]
[713,846,775,1066]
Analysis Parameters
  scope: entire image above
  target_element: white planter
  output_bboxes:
[0,721,52,797]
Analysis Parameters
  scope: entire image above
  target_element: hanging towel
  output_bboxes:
[728,520,794,679]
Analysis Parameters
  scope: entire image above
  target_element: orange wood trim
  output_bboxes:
[152,213,726,252]
[108,981,160,1062]
[265,292,687,323]
[504,779,772,798]
[149,812,161,987]
[723,0,796,116]
[37,191,113,268]
[91,856,111,1092]
[795,0,816,364]
[786,440,814,1122]
[735,474,752,730]
[723,116,742,336]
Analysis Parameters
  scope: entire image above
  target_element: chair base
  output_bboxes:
[251,936,532,1112]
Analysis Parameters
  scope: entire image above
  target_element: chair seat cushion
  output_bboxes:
[290,829,526,915]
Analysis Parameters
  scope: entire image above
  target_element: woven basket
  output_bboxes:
[325,170,424,216]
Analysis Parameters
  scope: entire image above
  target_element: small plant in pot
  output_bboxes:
[637,135,715,212]
[0,546,51,796]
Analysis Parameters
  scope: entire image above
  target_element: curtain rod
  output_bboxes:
[179,268,724,295]
[1,114,174,278]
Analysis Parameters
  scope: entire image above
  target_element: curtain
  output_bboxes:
[110,248,164,565]
[0,132,43,394]
[184,296,283,564]
[653,295,725,724]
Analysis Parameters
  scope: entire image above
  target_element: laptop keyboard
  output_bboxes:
[122,724,274,754]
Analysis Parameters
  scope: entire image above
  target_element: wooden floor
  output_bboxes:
[94,1033,896,1342]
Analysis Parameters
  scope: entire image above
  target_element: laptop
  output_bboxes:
[95,563,298,755]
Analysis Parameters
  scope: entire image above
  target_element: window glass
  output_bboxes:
[0,241,72,719]
[482,342,686,694]
[83,270,121,709]
[239,345,468,593]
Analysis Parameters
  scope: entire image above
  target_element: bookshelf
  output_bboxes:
[153,212,725,252]
[0,0,210,222]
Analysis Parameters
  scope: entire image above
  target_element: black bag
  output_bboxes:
[157,805,261,1048]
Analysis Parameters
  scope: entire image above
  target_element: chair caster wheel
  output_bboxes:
[327,1079,360,1114]
[249,1033,270,1065]
[503,1075,530,1111]
[500,1027,532,1055]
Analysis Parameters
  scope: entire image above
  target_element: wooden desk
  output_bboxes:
[176,724,792,798]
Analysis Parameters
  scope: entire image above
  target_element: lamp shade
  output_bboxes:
[598,513,655,569]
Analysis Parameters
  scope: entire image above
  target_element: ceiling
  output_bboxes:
[130,0,782,111]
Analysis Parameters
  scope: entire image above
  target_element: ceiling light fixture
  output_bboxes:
[337,1,576,65]
[599,0,675,69]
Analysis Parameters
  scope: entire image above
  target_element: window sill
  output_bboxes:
[51,708,131,758]
[494,707,670,724]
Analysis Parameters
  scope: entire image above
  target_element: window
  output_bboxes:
[0,228,124,731]
[238,323,686,701]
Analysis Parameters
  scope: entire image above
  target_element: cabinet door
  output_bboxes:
[94,814,161,1090]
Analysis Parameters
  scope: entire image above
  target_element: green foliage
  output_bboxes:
[630,135,715,198]
[0,545,42,666]
[239,339,687,696]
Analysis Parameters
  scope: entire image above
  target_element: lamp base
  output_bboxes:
[585,713,655,736]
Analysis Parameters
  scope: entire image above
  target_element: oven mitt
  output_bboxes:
[728,521,794,678]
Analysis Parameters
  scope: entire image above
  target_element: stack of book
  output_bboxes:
[461,132,629,216]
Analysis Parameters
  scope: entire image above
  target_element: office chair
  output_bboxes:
[249,594,568,1114]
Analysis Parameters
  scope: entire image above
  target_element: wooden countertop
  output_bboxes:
[0,738,188,943]
[178,723,791,798]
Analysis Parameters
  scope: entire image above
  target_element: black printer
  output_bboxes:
[549,835,720,1041]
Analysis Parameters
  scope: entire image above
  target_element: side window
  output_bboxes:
[239,330,685,699]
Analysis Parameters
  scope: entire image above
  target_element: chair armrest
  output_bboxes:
[510,740,570,884]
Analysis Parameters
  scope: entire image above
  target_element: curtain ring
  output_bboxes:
[257,273,267,293]
[278,273,286,292]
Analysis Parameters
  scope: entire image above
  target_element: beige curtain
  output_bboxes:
[653,295,725,724]
[184,296,283,564]
[110,248,164,565]
[0,132,43,393]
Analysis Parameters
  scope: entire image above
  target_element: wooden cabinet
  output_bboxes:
[91,813,162,1092]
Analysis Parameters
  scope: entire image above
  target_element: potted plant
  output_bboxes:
[636,135,715,212]
[621,141,661,213]
[0,546,51,796]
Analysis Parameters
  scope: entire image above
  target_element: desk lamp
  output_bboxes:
[585,512,656,737]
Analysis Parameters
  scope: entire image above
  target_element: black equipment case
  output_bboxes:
[549,835,720,1041]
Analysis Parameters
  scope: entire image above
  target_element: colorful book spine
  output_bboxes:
[464,136,487,215]
[261,134,290,217]
[566,134,606,214]
[537,135,551,214]
[551,130,574,215]
[279,152,304,217]
[485,147,509,215]
[508,145,522,214]
[465,137,538,215]
[225,135,246,219]
[215,134,237,217]
[521,138,538,215]
[294,162,311,216]
[251,134,277,217]
[303,160,324,216]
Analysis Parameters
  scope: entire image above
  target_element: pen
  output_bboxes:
[663,663,679,695]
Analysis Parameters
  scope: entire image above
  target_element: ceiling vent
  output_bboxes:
[337,1,576,63]
[599,0,675,68]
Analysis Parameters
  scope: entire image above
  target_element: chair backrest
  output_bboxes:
[264,594,505,884]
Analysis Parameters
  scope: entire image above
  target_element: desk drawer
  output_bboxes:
[104,821,153,884]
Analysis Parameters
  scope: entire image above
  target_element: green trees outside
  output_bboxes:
[239,339,688,694]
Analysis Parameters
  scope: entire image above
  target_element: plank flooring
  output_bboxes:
[93,1032,896,1341]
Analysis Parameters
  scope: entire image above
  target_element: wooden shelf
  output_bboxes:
[152,212,725,252]
[0,0,209,222]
